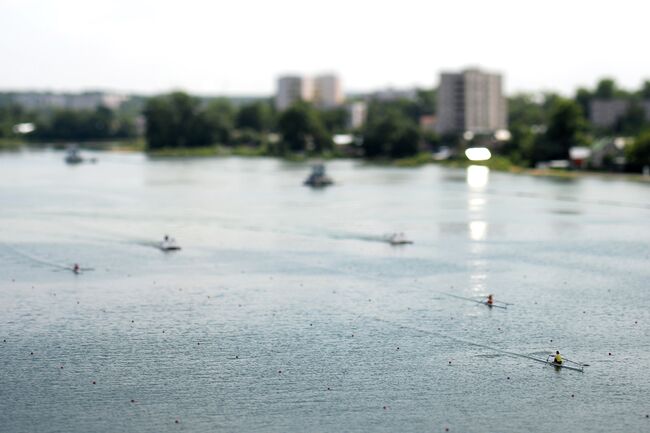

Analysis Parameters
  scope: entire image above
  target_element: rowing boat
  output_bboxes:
[545,361,584,372]
[442,293,508,309]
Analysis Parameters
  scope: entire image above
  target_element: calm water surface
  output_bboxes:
[1,149,649,432]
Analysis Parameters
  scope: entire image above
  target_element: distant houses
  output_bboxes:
[5,91,128,111]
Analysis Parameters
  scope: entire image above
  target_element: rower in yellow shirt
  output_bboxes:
[552,351,563,365]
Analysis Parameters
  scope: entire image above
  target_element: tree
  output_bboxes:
[575,88,593,119]
[615,102,646,135]
[626,131,650,171]
[276,103,331,154]
[532,98,587,163]
[415,88,436,116]
[319,107,348,134]
[639,80,650,99]
[508,93,545,126]
[236,101,272,132]
[143,92,212,150]
[594,78,617,99]
[204,98,235,145]
[362,110,420,159]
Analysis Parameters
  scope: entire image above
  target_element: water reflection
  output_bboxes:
[466,165,489,190]
[469,220,487,241]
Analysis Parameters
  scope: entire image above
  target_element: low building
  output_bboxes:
[419,115,436,132]
[589,99,630,129]
[11,91,128,111]
[347,101,367,129]
[590,137,628,170]
[371,87,417,102]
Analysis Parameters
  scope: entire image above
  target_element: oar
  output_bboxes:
[563,357,589,367]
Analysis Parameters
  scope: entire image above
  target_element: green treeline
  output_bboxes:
[1,78,649,172]
[0,105,136,142]
[142,89,437,159]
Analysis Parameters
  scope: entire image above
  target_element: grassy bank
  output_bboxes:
[0,138,26,150]
[146,145,270,158]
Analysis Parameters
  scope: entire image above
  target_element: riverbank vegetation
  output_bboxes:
[2,79,650,174]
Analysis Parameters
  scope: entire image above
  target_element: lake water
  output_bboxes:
[1,149,649,433]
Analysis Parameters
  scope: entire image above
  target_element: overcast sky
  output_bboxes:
[0,0,648,96]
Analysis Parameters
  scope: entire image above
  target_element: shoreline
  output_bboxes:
[2,140,649,183]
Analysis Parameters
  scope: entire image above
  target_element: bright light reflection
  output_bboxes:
[465,147,491,161]
[468,197,486,211]
[466,165,489,189]
[469,220,487,241]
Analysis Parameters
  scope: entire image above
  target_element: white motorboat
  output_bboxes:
[386,232,413,245]
[159,236,181,251]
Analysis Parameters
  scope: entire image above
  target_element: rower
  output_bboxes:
[486,294,494,306]
[552,351,563,365]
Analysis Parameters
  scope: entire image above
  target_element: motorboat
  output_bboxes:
[159,236,181,251]
[64,146,83,164]
[304,164,333,187]
[386,232,413,245]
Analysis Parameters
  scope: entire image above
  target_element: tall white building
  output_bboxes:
[436,68,507,135]
[313,74,344,109]
[275,75,314,111]
[275,73,344,111]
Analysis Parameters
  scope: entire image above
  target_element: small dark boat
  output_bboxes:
[304,164,333,187]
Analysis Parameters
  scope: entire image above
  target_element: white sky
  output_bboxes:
[0,0,648,96]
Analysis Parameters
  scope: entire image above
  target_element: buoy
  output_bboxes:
[397,347,399,350]
[278,370,282,374]
[507,377,510,380]
[448,361,452,365]
[609,352,612,356]
[327,387,331,391]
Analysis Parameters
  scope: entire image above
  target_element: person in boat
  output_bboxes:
[552,351,563,365]
[486,294,494,306]
[73,263,80,273]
